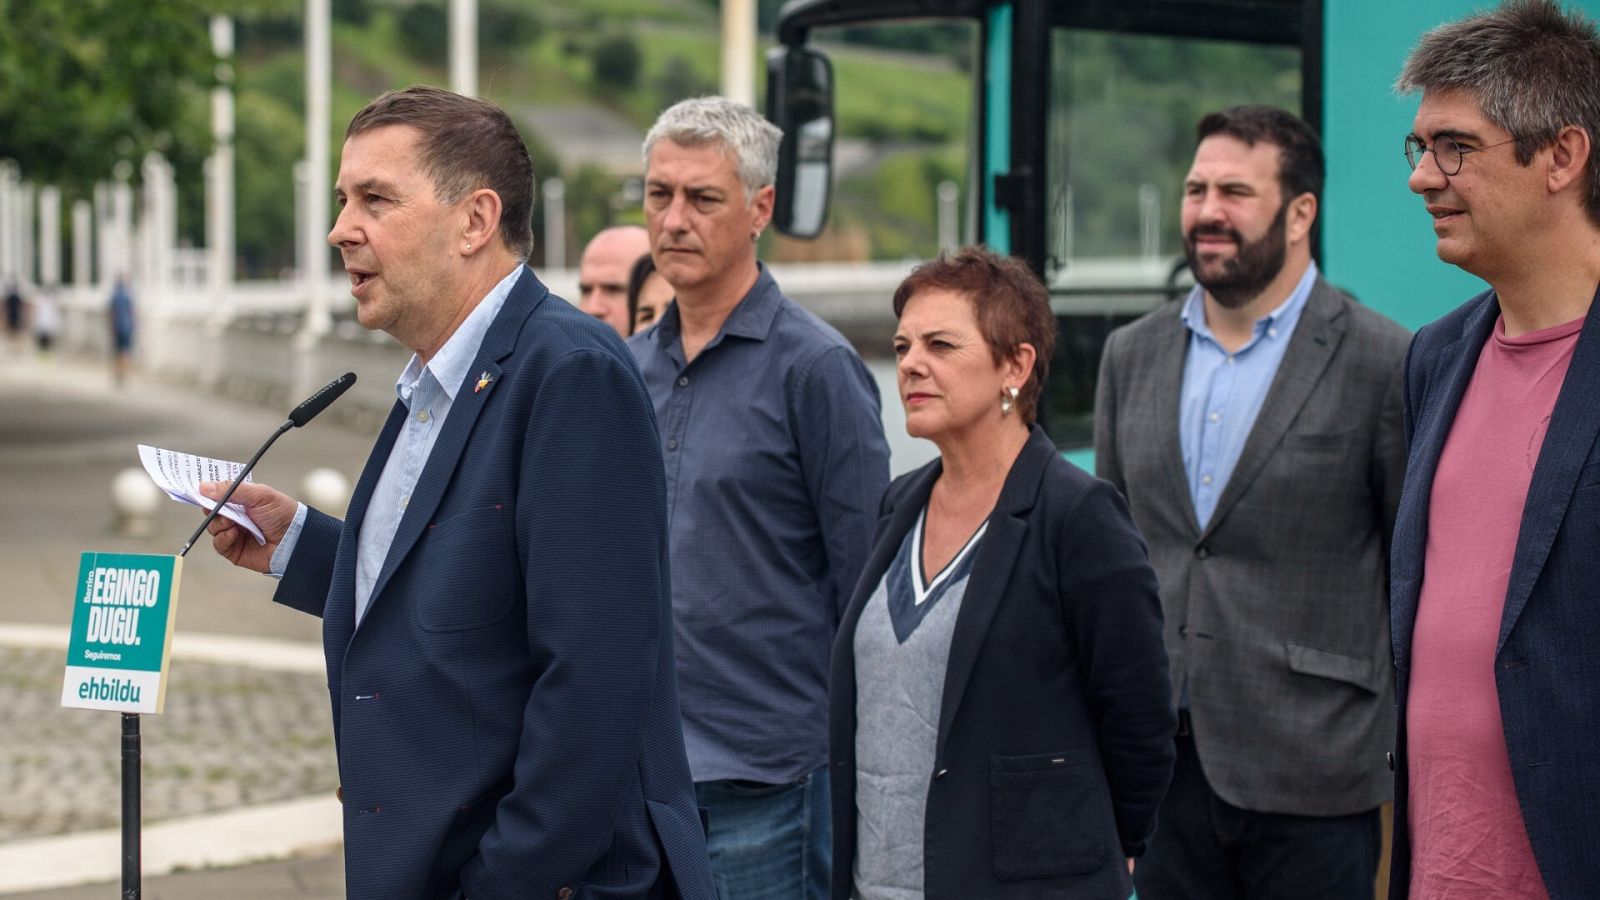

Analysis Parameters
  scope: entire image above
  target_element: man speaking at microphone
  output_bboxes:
[200,86,714,900]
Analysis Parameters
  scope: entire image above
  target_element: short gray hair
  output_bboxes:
[1396,0,1600,226]
[643,96,782,199]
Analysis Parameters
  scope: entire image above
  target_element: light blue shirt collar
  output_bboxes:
[1180,260,1318,350]
[394,265,524,406]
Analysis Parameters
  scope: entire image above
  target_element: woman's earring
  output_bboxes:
[1001,385,1019,414]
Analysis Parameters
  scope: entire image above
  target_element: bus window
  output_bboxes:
[1043,28,1299,448]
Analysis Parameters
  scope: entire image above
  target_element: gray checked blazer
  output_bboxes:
[1093,275,1408,816]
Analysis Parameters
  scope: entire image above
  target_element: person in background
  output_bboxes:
[109,277,135,385]
[31,287,61,359]
[1096,105,1408,900]
[4,281,24,356]
[628,96,891,900]
[831,247,1174,899]
[628,252,675,335]
[1392,2,1600,896]
[578,225,650,336]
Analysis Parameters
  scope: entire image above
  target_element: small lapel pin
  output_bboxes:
[474,371,493,393]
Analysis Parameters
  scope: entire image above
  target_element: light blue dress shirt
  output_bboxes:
[1178,261,1317,529]
[270,266,523,628]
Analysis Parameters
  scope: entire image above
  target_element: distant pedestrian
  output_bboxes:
[4,281,24,355]
[31,289,61,358]
[109,278,135,385]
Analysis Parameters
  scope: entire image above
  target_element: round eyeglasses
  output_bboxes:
[1404,134,1520,176]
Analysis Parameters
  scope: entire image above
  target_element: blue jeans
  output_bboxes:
[1135,732,1381,900]
[694,767,831,900]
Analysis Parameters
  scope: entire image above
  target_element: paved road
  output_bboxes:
[3,854,344,900]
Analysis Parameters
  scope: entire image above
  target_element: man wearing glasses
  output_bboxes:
[1390,2,1600,898]
[1095,105,1409,899]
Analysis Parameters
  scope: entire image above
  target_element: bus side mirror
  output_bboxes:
[766,44,834,239]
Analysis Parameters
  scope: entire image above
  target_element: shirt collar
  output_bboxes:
[1180,260,1318,347]
[651,263,781,349]
[394,265,524,405]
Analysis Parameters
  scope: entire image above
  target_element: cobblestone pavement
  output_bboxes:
[0,645,336,842]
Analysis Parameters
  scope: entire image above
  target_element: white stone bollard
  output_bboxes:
[111,468,162,537]
[301,467,351,515]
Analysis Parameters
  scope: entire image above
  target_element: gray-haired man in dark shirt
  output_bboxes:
[628,96,890,899]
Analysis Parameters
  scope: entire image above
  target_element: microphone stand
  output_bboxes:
[121,371,353,899]
[177,418,294,558]
[116,420,295,898]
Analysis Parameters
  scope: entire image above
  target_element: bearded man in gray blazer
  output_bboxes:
[1094,106,1408,899]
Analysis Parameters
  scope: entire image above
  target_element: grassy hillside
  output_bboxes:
[226,0,971,275]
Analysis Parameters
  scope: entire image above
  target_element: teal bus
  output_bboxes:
[766,0,1598,456]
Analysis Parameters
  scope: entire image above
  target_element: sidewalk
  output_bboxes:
[0,351,379,896]
[2,854,343,900]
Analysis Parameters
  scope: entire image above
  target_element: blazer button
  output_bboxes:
[558,888,572,899]
[1387,751,1396,772]
[1194,545,1210,560]
[335,785,342,802]
[1178,625,1189,638]
[934,768,948,780]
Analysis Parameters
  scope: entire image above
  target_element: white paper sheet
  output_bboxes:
[137,444,266,544]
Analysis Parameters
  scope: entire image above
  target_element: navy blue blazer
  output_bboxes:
[1389,288,1600,899]
[829,426,1175,899]
[274,269,715,900]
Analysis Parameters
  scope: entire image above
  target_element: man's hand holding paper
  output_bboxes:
[197,481,299,574]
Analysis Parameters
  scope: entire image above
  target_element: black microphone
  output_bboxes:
[179,372,358,557]
[288,371,357,428]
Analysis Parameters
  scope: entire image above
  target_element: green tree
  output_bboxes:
[0,0,217,191]
[591,34,641,93]
[396,0,448,63]
[656,55,715,112]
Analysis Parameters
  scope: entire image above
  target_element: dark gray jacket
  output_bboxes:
[1095,276,1408,816]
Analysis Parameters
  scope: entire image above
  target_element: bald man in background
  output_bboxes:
[579,225,651,335]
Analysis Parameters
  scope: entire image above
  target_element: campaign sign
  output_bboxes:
[61,552,183,714]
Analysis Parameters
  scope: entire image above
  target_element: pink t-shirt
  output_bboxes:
[1407,314,1583,899]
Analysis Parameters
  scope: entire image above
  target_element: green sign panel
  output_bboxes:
[60,551,183,714]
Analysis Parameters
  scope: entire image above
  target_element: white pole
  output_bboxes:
[209,15,236,321]
[294,160,310,288]
[542,177,565,271]
[39,185,61,287]
[936,181,959,253]
[72,200,92,297]
[94,182,113,290]
[142,154,173,295]
[15,182,33,287]
[111,164,134,285]
[302,0,332,341]
[0,164,16,284]
[1139,183,1160,260]
[721,0,756,108]
[450,0,478,98]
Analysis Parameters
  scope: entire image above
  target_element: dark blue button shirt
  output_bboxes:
[628,266,890,783]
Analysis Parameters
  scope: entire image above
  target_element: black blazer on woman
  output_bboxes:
[829,425,1176,899]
